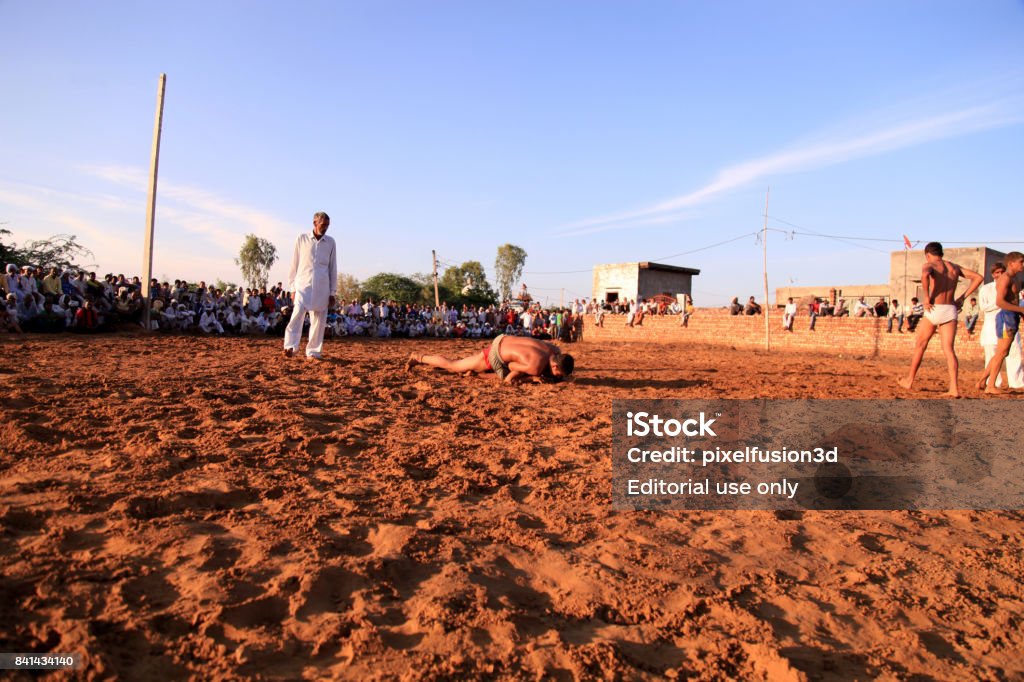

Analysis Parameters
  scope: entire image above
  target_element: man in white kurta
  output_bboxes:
[978,262,1023,388]
[284,212,337,359]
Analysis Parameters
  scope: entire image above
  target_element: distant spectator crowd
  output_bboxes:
[591,295,695,329]
[1,264,597,342]
[0,271,703,337]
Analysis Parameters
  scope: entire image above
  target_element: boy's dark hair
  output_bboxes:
[992,261,1006,274]
[558,353,575,377]
[540,353,575,383]
[1006,252,1024,265]
[924,242,944,257]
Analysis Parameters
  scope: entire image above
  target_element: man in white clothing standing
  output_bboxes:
[284,211,337,360]
[978,261,1024,389]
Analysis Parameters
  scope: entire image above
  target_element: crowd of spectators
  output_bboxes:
[591,295,694,328]
[1,264,144,334]
[1,264,596,342]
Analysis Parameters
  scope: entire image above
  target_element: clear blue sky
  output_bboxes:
[2,1,1022,305]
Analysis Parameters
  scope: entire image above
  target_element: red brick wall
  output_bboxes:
[582,309,986,360]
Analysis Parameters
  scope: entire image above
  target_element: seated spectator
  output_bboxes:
[0,304,23,334]
[177,303,195,330]
[963,297,979,335]
[887,299,904,333]
[729,297,743,315]
[18,291,41,325]
[808,298,821,331]
[41,267,62,298]
[744,296,762,315]
[199,306,224,334]
[161,300,179,331]
[834,298,849,317]
[72,300,99,333]
[906,297,924,332]
[33,300,64,333]
[782,297,796,331]
[853,297,873,317]
[5,292,20,319]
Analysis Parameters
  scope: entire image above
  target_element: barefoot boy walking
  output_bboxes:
[898,242,983,397]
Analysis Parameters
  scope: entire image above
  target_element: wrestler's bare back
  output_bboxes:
[498,335,559,375]
[922,259,964,307]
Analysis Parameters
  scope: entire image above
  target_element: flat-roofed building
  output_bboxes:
[592,262,700,305]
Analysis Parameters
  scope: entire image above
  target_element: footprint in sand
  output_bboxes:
[292,565,365,621]
[856,533,888,554]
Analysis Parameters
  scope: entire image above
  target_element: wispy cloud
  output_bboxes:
[1,168,297,282]
[82,164,294,254]
[559,209,701,237]
[559,91,1024,236]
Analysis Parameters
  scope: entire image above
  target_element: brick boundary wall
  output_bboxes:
[582,309,987,361]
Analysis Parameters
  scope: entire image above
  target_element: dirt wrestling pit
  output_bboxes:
[1,334,1021,680]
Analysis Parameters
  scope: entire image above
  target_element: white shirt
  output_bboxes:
[288,231,337,311]
[200,311,221,332]
[979,281,1000,346]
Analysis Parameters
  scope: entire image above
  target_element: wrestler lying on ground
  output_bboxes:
[405,334,575,384]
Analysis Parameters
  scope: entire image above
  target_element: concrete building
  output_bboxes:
[775,246,1006,306]
[592,262,700,304]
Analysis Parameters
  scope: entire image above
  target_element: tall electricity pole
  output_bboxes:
[762,187,770,352]
[141,74,166,332]
[432,250,440,307]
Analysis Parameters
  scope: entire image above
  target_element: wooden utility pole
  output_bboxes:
[141,74,166,332]
[762,187,770,351]
[432,250,440,307]
[903,245,909,308]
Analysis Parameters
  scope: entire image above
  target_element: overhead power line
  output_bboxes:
[769,216,1024,246]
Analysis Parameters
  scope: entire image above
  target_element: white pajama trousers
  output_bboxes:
[284,304,327,356]
[983,333,1024,388]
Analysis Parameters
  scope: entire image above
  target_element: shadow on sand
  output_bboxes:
[573,376,705,389]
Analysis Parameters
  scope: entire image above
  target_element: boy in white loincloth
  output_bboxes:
[898,241,983,397]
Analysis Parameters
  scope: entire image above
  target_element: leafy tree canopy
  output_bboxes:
[235,234,278,291]
[494,244,527,303]
[361,272,422,304]
[440,260,498,307]
[336,273,363,302]
[1,228,95,271]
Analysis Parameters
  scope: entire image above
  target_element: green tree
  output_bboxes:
[494,244,527,303]
[0,228,17,266]
[408,272,441,306]
[235,234,278,291]
[1,228,95,270]
[336,273,362,302]
[361,272,421,303]
[440,261,498,307]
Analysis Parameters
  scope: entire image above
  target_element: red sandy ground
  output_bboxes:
[1,334,1021,681]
